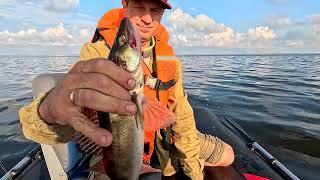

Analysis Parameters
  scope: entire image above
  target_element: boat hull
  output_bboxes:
[3,107,283,180]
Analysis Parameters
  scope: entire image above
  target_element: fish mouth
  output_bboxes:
[113,17,141,73]
[130,34,137,49]
[122,17,141,52]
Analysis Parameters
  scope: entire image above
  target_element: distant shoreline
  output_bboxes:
[178,53,320,56]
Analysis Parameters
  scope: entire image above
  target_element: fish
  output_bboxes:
[95,17,176,180]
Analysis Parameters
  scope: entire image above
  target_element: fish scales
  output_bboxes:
[100,17,144,180]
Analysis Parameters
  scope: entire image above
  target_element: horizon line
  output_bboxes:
[0,53,320,57]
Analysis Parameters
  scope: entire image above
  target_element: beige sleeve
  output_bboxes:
[19,40,110,144]
[198,131,225,164]
[166,60,204,179]
[80,40,110,61]
[19,93,75,144]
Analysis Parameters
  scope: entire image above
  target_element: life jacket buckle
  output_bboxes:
[145,76,161,90]
[145,75,177,91]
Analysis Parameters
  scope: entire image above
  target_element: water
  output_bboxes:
[0,55,319,179]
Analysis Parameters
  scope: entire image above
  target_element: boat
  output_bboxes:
[0,74,300,180]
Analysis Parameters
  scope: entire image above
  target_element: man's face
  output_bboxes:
[124,0,164,44]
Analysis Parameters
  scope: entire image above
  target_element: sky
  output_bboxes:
[0,0,319,55]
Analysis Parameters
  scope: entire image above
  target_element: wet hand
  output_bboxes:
[38,58,137,146]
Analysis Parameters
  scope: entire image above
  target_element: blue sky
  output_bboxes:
[0,0,319,55]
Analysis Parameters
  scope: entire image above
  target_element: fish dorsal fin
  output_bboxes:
[143,97,176,132]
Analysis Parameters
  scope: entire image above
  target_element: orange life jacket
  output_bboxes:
[93,8,178,164]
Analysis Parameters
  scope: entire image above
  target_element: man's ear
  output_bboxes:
[122,0,127,8]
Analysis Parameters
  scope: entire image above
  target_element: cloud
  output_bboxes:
[12,0,80,12]
[265,15,293,28]
[314,25,320,35]
[0,0,96,39]
[307,14,320,25]
[0,2,319,55]
[247,27,276,40]
[165,9,276,51]
[166,9,237,47]
[0,22,94,55]
[0,23,92,47]
[0,0,89,27]
[0,14,5,21]
[165,9,320,54]
[0,0,98,55]
[280,15,320,48]
[46,0,79,12]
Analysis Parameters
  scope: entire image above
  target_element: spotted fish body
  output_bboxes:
[102,17,144,180]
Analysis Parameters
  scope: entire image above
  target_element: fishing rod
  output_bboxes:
[222,117,300,180]
[0,146,42,180]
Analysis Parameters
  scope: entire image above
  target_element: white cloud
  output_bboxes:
[0,0,97,55]
[46,0,79,12]
[286,40,304,48]
[265,15,293,28]
[0,0,93,32]
[307,14,320,24]
[166,9,237,48]
[0,22,94,55]
[247,27,276,40]
[0,1,319,55]
[165,9,277,51]
[0,23,91,47]
[165,9,320,54]
[314,25,320,35]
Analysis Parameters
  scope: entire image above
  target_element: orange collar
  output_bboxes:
[97,8,170,44]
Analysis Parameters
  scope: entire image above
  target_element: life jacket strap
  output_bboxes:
[91,29,111,50]
[144,142,150,155]
[160,127,174,151]
[144,76,176,91]
[91,29,101,43]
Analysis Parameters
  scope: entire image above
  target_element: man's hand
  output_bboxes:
[38,58,137,147]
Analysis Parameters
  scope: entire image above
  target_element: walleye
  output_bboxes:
[96,17,175,180]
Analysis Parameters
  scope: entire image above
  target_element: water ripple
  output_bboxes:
[181,55,320,178]
[0,55,319,179]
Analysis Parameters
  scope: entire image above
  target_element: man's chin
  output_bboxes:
[139,30,151,36]
[138,32,152,42]
[140,36,150,45]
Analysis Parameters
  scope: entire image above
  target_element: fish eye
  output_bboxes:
[118,35,126,46]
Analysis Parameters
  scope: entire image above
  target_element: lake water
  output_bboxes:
[0,55,319,179]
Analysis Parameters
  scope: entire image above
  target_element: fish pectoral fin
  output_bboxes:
[143,97,176,132]
[140,164,161,174]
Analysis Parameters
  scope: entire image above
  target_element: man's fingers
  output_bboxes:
[70,58,136,90]
[65,73,131,101]
[68,113,113,147]
[72,88,137,116]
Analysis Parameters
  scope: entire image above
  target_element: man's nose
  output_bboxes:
[141,13,152,24]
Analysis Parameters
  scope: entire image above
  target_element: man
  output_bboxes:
[19,0,234,179]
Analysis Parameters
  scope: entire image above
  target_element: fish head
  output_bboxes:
[108,17,142,73]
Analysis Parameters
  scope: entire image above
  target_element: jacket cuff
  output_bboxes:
[19,93,75,144]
